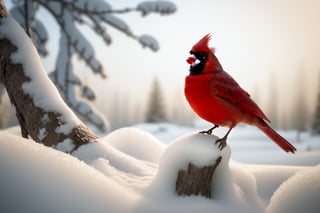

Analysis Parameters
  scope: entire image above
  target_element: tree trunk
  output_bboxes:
[176,156,222,198]
[0,1,98,153]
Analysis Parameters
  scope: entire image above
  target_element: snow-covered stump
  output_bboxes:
[151,133,232,200]
[176,156,222,198]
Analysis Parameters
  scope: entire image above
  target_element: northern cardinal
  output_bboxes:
[184,34,296,153]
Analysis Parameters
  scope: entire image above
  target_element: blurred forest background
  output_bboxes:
[1,0,320,136]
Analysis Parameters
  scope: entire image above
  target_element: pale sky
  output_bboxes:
[5,0,320,127]
[88,0,320,125]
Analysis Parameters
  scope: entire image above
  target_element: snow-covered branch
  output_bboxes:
[137,1,176,16]
[0,8,98,152]
[10,2,48,56]
[8,0,176,132]
[138,34,159,52]
[59,0,176,16]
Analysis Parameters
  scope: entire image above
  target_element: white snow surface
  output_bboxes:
[106,127,165,163]
[265,166,320,213]
[0,16,81,134]
[1,124,320,213]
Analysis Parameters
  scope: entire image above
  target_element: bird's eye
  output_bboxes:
[200,52,208,59]
[189,51,207,60]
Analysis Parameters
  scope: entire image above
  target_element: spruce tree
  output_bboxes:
[146,77,167,123]
[312,73,320,134]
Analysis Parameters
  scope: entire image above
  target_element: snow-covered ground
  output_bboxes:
[135,122,320,166]
[0,123,319,213]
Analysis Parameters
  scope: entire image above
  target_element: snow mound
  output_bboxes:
[3,125,21,136]
[0,125,318,213]
[0,132,136,213]
[266,166,320,213]
[73,139,155,177]
[145,133,264,212]
[161,133,227,170]
[149,133,229,197]
[106,127,165,163]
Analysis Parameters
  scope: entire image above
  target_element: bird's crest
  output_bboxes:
[191,33,212,52]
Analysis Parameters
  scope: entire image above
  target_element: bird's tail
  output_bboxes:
[257,119,296,153]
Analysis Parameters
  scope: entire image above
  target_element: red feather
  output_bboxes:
[191,33,212,52]
[211,71,270,123]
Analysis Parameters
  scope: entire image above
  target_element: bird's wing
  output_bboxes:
[211,71,270,123]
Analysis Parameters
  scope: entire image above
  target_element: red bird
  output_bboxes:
[184,34,296,153]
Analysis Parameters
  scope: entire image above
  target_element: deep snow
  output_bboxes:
[0,124,319,213]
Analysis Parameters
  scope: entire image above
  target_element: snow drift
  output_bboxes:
[0,127,319,213]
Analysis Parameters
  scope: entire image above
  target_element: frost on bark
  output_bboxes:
[0,2,98,153]
[8,0,176,132]
[176,156,222,198]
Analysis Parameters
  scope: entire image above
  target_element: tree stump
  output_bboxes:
[175,156,222,198]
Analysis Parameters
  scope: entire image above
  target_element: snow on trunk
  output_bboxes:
[0,3,97,153]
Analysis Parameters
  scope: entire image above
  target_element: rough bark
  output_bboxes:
[0,1,98,153]
[176,156,222,198]
[0,0,7,18]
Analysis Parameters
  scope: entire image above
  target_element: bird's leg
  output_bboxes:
[199,124,219,135]
[215,127,233,150]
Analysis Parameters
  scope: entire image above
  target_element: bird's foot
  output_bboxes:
[215,137,227,151]
[199,129,213,135]
[199,125,218,135]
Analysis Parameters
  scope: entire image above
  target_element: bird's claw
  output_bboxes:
[199,129,213,135]
[199,125,218,135]
[199,125,227,150]
[215,138,227,150]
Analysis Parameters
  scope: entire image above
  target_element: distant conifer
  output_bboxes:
[312,73,320,134]
[146,77,167,123]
